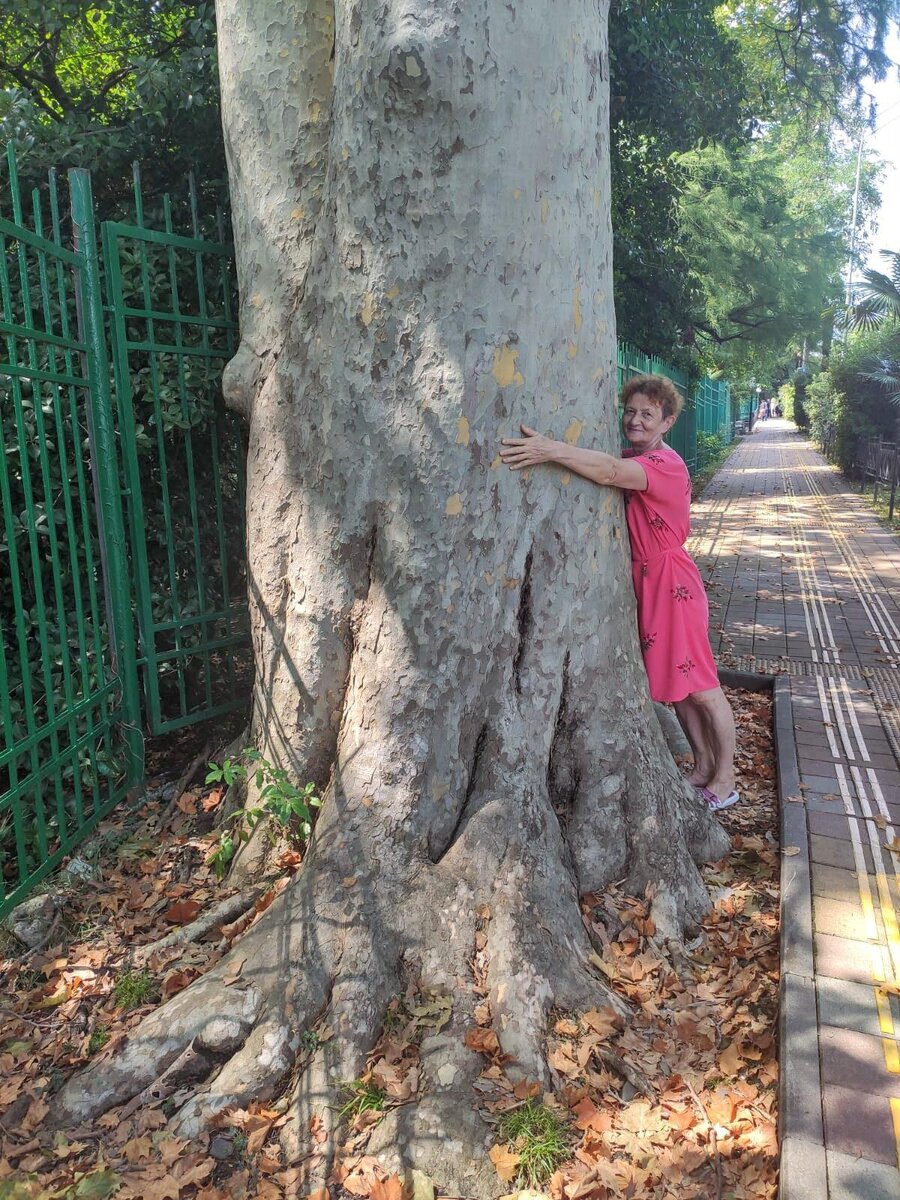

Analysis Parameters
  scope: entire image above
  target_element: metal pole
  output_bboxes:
[69,168,144,787]
[845,131,865,307]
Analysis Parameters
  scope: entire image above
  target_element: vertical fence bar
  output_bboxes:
[68,169,143,788]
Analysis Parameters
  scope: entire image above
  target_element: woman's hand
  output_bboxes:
[499,425,559,470]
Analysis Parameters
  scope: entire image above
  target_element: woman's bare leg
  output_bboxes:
[687,686,737,800]
[673,697,715,787]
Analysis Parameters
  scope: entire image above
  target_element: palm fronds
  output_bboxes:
[845,250,900,332]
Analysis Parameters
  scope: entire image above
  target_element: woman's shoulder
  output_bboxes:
[642,446,687,468]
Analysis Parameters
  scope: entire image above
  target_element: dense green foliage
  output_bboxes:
[0,1,223,210]
[797,330,898,471]
[798,250,900,472]
[847,249,900,404]
[609,0,749,357]
[4,1,896,376]
[609,0,895,374]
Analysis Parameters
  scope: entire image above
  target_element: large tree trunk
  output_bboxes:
[57,1,727,1192]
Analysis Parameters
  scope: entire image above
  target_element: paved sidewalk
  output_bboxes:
[689,419,900,1199]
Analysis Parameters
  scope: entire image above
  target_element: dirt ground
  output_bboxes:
[0,686,778,1200]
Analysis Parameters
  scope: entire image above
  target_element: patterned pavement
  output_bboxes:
[689,419,900,1197]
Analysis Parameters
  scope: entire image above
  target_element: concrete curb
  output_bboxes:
[718,666,774,692]
[773,675,828,1200]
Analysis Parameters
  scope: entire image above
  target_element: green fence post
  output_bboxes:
[68,168,143,789]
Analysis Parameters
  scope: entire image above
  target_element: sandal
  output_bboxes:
[698,786,739,812]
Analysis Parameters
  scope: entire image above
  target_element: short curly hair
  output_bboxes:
[619,373,685,420]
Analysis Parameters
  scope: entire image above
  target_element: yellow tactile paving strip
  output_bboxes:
[689,421,900,1182]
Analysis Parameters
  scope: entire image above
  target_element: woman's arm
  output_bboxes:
[499,425,648,491]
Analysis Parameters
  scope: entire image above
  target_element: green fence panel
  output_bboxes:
[0,148,250,916]
[0,153,142,916]
[102,170,249,735]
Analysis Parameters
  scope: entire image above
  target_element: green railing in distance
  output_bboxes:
[0,152,142,914]
[103,167,249,734]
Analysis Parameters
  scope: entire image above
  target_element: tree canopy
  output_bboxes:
[608,0,897,371]
[0,1,223,209]
[2,0,898,373]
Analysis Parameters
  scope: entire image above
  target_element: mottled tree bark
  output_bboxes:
[56,2,727,1192]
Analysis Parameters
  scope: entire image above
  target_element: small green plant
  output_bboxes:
[337,1078,387,1123]
[88,1027,109,1054]
[696,430,726,467]
[114,969,156,1010]
[496,1100,569,1188]
[300,1029,320,1054]
[205,749,322,878]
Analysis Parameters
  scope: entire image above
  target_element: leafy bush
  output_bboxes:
[791,368,811,431]
[804,329,899,473]
[696,430,726,468]
[776,381,795,422]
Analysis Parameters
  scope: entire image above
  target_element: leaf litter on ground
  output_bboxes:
[0,688,778,1199]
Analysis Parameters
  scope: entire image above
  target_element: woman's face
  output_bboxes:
[622,392,676,452]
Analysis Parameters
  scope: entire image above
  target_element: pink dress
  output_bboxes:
[622,447,719,703]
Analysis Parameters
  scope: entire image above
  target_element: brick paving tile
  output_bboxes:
[815,933,890,987]
[816,976,887,1040]
[687,421,900,1196]
[804,796,848,815]
[808,811,864,841]
[812,895,884,943]
[822,1085,900,1167]
[819,1025,899,1100]
[811,865,872,906]
[825,1149,900,1200]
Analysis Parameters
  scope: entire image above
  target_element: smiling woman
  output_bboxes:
[501,373,738,811]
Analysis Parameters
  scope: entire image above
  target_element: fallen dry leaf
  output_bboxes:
[465,1026,502,1057]
[581,1007,619,1038]
[718,1040,745,1077]
[571,1097,612,1133]
[370,1175,405,1200]
[222,957,246,986]
[488,1142,521,1183]
[162,899,201,924]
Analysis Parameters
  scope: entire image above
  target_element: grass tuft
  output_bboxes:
[496,1100,569,1188]
[337,1078,387,1123]
[113,969,156,1010]
[88,1027,109,1054]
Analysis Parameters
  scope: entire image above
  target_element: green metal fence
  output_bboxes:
[0,149,248,917]
[104,168,248,734]
[616,341,735,473]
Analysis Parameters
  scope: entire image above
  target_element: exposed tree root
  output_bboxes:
[130,888,263,967]
[56,667,729,1200]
